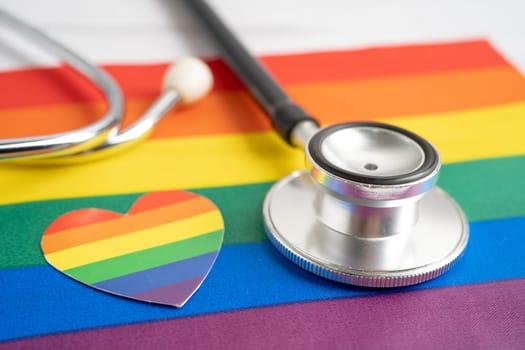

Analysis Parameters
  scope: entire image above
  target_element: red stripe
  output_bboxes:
[0,40,508,109]
[44,209,121,235]
[127,191,200,214]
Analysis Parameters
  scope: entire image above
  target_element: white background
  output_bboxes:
[1,0,524,72]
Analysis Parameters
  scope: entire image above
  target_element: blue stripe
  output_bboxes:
[1,216,524,342]
[93,252,218,296]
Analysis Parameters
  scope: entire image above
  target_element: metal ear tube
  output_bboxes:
[0,9,213,162]
[184,0,468,287]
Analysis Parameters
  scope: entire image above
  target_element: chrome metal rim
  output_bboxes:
[263,170,469,287]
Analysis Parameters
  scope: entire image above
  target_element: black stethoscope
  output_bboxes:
[184,0,468,287]
[1,2,468,288]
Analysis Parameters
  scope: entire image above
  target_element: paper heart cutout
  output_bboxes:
[41,191,224,307]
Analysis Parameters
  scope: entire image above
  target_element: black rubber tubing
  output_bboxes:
[183,0,320,144]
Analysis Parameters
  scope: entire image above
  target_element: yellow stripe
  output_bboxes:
[392,103,525,163]
[1,102,524,205]
[45,210,223,270]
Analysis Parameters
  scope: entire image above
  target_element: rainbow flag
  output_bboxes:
[1,40,525,348]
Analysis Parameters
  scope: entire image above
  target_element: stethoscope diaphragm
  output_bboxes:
[264,122,468,287]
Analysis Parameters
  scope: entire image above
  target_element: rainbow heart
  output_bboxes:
[41,191,224,307]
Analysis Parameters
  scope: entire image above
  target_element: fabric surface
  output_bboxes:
[1,1,525,349]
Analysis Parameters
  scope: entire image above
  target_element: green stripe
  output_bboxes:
[2,155,525,270]
[63,230,222,284]
[0,183,269,269]
[438,156,525,220]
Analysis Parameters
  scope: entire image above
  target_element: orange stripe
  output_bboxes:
[42,196,217,253]
[0,40,508,109]
[297,66,525,124]
[1,66,523,138]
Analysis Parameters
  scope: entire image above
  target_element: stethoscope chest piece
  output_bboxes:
[181,0,468,288]
[263,122,468,287]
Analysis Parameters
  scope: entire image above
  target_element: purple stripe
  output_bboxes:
[93,252,217,295]
[133,276,205,307]
[2,278,524,349]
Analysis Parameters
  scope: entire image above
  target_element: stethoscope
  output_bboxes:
[0,8,213,162]
[184,0,468,287]
[1,1,468,288]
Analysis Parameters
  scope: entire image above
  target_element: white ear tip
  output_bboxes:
[163,57,213,103]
